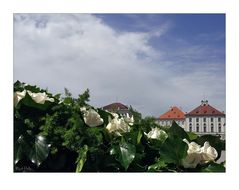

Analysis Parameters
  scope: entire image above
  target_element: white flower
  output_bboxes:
[82,108,104,127]
[144,128,168,141]
[14,90,26,106]
[124,114,134,126]
[106,117,130,136]
[182,152,202,169]
[200,141,218,163]
[182,139,218,168]
[183,139,201,154]
[111,112,119,119]
[182,139,202,168]
[80,107,87,113]
[27,90,54,104]
[14,89,54,106]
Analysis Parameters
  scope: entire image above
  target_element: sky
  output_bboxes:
[13,13,225,117]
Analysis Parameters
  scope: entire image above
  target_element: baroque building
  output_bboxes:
[185,100,225,139]
[157,106,185,128]
[102,102,132,117]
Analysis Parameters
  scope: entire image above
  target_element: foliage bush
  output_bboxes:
[14,81,225,172]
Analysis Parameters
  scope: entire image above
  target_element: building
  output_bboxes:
[157,106,185,128]
[102,102,132,117]
[185,100,225,139]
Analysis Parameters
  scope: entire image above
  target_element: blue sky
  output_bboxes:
[14,14,225,116]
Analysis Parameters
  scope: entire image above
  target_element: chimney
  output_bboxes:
[201,100,208,106]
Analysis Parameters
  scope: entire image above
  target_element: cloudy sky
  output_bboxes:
[13,14,225,117]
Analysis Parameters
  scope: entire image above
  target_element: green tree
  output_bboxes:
[129,105,142,123]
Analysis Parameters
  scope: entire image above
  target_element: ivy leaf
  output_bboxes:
[124,130,141,145]
[148,159,167,172]
[14,136,27,165]
[201,162,225,172]
[28,135,50,167]
[97,108,112,125]
[187,132,198,141]
[168,121,189,140]
[118,142,136,170]
[110,142,136,170]
[20,92,53,111]
[14,80,25,92]
[160,137,188,165]
[14,135,50,167]
[76,145,88,172]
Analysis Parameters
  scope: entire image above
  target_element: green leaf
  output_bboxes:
[168,121,189,140]
[137,130,143,144]
[160,137,188,165]
[14,134,50,167]
[118,142,136,170]
[187,132,198,141]
[63,97,73,105]
[85,127,103,146]
[110,142,136,170]
[201,162,225,172]
[14,80,25,92]
[14,137,26,165]
[97,108,112,124]
[28,135,50,166]
[20,92,53,111]
[54,93,61,100]
[124,130,141,145]
[76,145,88,172]
[148,159,167,172]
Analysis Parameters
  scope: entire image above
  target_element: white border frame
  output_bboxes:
[1,1,238,190]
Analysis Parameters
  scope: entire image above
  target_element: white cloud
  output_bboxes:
[14,14,225,117]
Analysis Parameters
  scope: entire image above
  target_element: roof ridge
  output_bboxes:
[159,106,185,120]
[186,103,225,116]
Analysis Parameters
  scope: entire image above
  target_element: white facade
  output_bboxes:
[185,116,226,139]
[158,119,185,128]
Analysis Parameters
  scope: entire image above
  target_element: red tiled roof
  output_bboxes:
[102,102,128,111]
[185,102,225,116]
[159,106,185,120]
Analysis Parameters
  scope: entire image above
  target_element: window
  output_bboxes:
[203,117,206,122]
[211,117,214,122]
[218,123,221,133]
[218,117,221,122]
[203,123,207,132]
[211,123,214,132]
[196,118,199,122]
[189,118,192,122]
[196,127,199,132]
[189,123,192,132]
[182,121,184,125]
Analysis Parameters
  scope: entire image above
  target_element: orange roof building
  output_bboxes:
[157,106,185,127]
[185,100,225,117]
[185,100,225,139]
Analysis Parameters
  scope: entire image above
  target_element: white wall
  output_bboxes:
[185,116,226,139]
[158,119,186,128]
